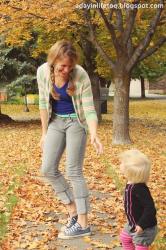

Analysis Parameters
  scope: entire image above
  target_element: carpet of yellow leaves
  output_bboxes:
[0,100,165,249]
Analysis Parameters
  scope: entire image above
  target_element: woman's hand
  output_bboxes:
[135,225,143,234]
[90,134,103,154]
[39,134,46,152]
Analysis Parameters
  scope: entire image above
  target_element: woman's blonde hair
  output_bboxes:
[47,40,78,100]
[119,149,151,183]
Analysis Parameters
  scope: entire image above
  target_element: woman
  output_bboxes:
[37,40,103,239]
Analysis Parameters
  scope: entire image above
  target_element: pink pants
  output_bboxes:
[120,230,149,250]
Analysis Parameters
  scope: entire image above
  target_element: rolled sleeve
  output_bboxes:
[37,67,47,110]
[81,74,98,122]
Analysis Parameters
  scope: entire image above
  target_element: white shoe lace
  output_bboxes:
[65,222,81,234]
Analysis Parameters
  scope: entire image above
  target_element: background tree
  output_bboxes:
[0,1,107,119]
[83,0,166,143]
[132,60,166,98]
[0,0,165,143]
[0,36,18,120]
[0,34,45,119]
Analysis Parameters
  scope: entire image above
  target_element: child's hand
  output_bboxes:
[135,225,143,234]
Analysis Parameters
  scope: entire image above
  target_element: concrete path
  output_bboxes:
[14,190,122,250]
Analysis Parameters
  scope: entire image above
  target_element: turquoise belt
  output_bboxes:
[55,113,77,119]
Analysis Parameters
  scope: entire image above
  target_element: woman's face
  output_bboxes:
[54,56,75,79]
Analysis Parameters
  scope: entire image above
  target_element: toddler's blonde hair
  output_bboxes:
[119,149,151,183]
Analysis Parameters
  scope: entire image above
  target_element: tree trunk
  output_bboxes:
[84,73,101,121]
[80,37,102,121]
[90,74,101,121]
[24,84,29,112]
[140,76,146,98]
[113,73,131,144]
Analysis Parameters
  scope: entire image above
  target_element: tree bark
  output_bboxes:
[91,74,101,121]
[113,72,131,144]
[80,37,102,121]
[23,84,29,112]
[83,1,165,144]
[140,76,145,98]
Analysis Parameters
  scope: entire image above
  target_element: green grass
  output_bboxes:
[154,237,166,250]
[104,159,125,194]
[161,151,166,157]
[0,188,18,241]
[2,99,24,105]
[0,165,27,242]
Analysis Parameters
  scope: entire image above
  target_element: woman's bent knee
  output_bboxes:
[40,164,59,177]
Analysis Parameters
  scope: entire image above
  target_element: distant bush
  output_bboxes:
[3,97,24,104]
[3,94,39,105]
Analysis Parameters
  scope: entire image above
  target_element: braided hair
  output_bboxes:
[47,40,78,100]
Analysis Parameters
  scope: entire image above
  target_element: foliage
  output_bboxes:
[0,0,165,143]
[132,45,166,81]
[0,37,18,83]
[0,100,166,249]
[7,75,37,98]
[0,35,45,98]
[0,0,165,76]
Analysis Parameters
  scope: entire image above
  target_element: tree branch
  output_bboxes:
[94,0,121,54]
[127,37,134,57]
[138,36,166,61]
[126,0,164,72]
[8,4,46,20]
[122,0,140,46]
[112,0,124,32]
[83,5,115,69]
[107,8,114,21]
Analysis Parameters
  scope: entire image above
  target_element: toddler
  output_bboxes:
[119,149,157,250]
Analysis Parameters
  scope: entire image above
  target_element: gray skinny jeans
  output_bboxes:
[41,115,89,214]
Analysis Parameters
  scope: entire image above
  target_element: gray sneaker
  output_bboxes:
[58,222,91,239]
[60,215,78,232]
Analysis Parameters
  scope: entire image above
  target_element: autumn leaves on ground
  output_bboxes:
[0,100,166,250]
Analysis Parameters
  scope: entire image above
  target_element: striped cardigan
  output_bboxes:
[37,62,98,130]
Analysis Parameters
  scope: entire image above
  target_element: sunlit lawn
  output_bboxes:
[0,99,166,249]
